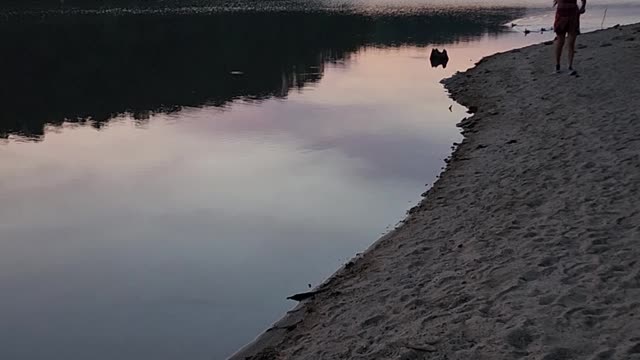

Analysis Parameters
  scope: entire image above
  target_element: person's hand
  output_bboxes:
[579,6,586,14]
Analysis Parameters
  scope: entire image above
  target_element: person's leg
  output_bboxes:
[567,32,577,70]
[555,32,566,71]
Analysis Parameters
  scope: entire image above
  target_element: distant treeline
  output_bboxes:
[0,8,524,139]
[1,0,289,9]
[1,0,184,7]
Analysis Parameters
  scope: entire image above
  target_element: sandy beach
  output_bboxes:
[232,23,640,360]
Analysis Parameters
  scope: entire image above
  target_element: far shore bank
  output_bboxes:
[231,23,640,360]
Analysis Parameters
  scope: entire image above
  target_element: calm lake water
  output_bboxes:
[0,1,638,359]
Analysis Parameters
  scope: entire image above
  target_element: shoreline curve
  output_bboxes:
[230,22,640,359]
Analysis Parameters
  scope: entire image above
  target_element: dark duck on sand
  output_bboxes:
[430,48,449,68]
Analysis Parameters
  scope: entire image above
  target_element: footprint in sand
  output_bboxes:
[505,327,533,350]
[542,347,575,360]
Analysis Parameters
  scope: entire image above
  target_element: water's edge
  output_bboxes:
[228,21,636,358]
[227,33,525,360]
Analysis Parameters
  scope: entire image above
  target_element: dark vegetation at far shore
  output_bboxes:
[0,6,525,139]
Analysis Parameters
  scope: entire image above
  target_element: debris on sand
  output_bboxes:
[286,289,327,302]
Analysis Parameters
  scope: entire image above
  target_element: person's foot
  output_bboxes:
[555,64,562,74]
[569,67,578,76]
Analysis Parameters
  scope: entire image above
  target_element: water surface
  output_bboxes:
[0,2,637,359]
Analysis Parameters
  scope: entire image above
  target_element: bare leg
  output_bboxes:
[555,33,566,70]
[567,32,577,69]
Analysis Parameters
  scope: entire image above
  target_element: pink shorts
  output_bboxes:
[554,10,580,35]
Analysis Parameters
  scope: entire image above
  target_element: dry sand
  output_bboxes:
[231,23,640,360]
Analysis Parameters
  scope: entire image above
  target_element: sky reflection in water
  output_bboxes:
[0,3,637,360]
